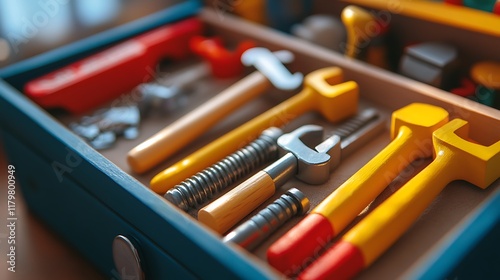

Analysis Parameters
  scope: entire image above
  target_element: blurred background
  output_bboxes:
[0,0,183,68]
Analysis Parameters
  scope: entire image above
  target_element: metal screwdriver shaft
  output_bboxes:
[223,188,309,251]
[165,127,283,210]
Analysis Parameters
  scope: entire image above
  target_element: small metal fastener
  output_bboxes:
[112,235,145,280]
[165,127,284,211]
[222,188,309,251]
[136,82,190,116]
[70,106,140,150]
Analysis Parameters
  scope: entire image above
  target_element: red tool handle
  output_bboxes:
[24,18,203,114]
[189,35,255,78]
[267,213,334,276]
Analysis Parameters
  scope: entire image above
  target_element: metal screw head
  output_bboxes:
[136,83,189,116]
[112,235,145,280]
[286,188,310,215]
[70,106,141,150]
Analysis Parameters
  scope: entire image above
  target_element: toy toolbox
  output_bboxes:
[1,0,499,279]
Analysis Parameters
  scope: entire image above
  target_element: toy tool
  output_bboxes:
[150,67,358,193]
[291,15,346,52]
[24,18,203,114]
[267,103,449,276]
[189,35,255,78]
[299,118,500,279]
[470,61,500,107]
[341,5,375,58]
[399,42,459,89]
[128,48,301,174]
[223,188,310,251]
[137,34,255,117]
[198,109,384,234]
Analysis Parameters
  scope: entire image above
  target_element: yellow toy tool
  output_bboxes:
[299,118,500,279]
[341,5,376,58]
[150,67,358,194]
[267,103,449,276]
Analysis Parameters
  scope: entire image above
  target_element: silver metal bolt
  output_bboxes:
[165,127,284,210]
[222,188,309,251]
[70,106,140,150]
[112,235,145,280]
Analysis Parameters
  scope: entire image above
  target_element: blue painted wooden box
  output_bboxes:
[1,1,499,279]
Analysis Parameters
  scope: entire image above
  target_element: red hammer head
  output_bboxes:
[189,36,255,79]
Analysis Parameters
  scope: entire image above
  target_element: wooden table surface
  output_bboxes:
[0,141,106,280]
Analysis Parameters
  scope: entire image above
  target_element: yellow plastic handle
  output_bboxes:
[345,150,454,266]
[198,170,276,234]
[345,118,500,266]
[312,126,418,232]
[341,5,375,58]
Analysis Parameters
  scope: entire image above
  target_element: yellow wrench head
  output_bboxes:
[304,67,358,123]
[341,5,375,58]
[391,103,449,157]
[433,119,500,189]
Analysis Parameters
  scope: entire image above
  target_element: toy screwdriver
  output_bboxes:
[24,18,203,114]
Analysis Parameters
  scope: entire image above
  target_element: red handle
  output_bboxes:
[189,36,255,78]
[267,213,334,276]
[25,18,203,114]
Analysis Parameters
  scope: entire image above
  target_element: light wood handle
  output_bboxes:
[198,170,276,234]
[127,71,270,173]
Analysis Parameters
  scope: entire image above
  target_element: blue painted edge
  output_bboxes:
[0,1,277,273]
[408,187,500,280]
[0,0,202,82]
[0,71,276,279]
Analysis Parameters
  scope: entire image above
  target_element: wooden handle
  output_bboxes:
[198,170,276,234]
[127,71,270,174]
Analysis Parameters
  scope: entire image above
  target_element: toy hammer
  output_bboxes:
[299,118,500,279]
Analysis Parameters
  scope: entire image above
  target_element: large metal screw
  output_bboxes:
[165,127,283,210]
[222,188,310,251]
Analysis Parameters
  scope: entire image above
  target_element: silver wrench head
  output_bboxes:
[277,125,341,184]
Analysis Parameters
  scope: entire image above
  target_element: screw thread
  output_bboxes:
[333,108,378,139]
[165,128,283,210]
[223,188,309,250]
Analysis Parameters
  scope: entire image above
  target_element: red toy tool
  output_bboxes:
[24,18,203,114]
[189,35,255,78]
